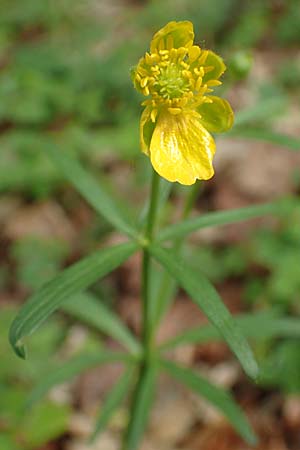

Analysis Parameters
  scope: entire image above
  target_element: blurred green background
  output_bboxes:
[0,0,300,449]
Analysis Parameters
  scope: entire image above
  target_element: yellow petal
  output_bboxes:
[149,110,216,185]
[140,106,156,155]
[150,21,194,53]
[197,96,234,133]
[202,50,226,83]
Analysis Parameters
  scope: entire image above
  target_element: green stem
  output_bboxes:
[145,169,161,240]
[152,181,202,325]
[123,176,200,449]
[182,181,202,219]
[122,170,160,450]
[142,169,160,362]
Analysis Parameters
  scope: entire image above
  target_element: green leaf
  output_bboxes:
[91,366,135,442]
[0,434,19,450]
[9,241,138,358]
[228,127,300,151]
[149,264,177,327]
[149,182,204,327]
[27,351,129,407]
[160,311,300,350]
[21,401,70,448]
[123,365,157,450]
[150,246,258,379]
[44,142,137,237]
[234,97,286,127]
[157,198,295,242]
[138,177,172,228]
[63,292,141,355]
[161,359,257,445]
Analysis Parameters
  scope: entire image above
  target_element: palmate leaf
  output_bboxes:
[157,198,296,242]
[123,365,157,450]
[91,366,135,442]
[9,241,138,358]
[62,293,141,355]
[161,359,257,445]
[44,142,137,237]
[27,351,130,407]
[160,311,300,350]
[150,246,258,379]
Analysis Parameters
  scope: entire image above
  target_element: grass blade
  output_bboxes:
[160,311,300,350]
[157,198,295,242]
[91,367,135,442]
[150,246,258,379]
[45,142,137,237]
[9,241,138,358]
[27,351,129,407]
[161,359,257,445]
[123,365,157,450]
[63,292,141,355]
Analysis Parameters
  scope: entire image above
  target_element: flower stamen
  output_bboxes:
[134,44,222,115]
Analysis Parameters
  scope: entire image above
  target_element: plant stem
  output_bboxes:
[152,181,202,325]
[122,170,160,450]
[142,169,160,363]
[145,169,161,240]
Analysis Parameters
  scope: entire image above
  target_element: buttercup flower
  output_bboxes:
[131,21,234,185]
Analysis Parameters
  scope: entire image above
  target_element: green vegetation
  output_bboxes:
[1,0,299,449]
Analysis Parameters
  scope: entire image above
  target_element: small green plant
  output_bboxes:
[1,308,71,450]
[9,20,299,450]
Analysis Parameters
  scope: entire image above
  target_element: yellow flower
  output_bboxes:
[131,21,234,185]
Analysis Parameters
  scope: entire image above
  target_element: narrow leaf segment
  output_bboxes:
[228,127,300,151]
[161,359,257,445]
[9,241,138,358]
[160,311,300,350]
[91,367,135,442]
[27,351,129,407]
[150,246,258,379]
[63,293,141,355]
[157,197,296,242]
[45,142,137,237]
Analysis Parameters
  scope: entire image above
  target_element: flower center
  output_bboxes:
[133,45,219,120]
[135,47,209,109]
[154,61,190,99]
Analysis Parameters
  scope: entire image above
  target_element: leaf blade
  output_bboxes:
[27,351,128,407]
[63,292,141,355]
[45,142,137,237]
[91,366,135,442]
[161,359,257,445]
[150,246,258,379]
[228,127,300,151]
[9,241,138,358]
[157,198,295,242]
[234,97,286,127]
[160,311,300,350]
